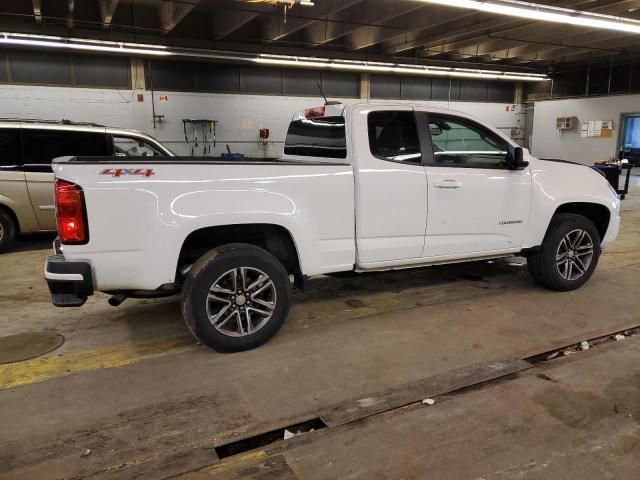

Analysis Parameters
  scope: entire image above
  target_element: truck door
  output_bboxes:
[353,107,428,264]
[421,113,531,258]
[21,128,110,230]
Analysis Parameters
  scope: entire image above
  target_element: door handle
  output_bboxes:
[434,179,462,189]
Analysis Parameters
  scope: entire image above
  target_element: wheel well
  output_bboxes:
[554,203,610,240]
[177,224,301,278]
[0,204,20,233]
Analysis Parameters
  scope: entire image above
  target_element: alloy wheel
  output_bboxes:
[556,229,594,281]
[206,267,277,337]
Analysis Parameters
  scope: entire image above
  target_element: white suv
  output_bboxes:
[0,119,173,251]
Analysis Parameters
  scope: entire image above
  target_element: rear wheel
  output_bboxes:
[0,210,16,253]
[181,243,291,352]
[527,214,601,291]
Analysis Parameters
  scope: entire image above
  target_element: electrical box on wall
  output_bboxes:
[556,116,577,130]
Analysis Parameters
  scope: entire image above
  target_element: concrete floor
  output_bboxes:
[1,176,639,479]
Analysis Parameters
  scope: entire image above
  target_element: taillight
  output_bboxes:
[304,106,325,118]
[55,178,88,245]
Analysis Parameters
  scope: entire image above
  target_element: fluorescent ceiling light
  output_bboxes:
[0,32,547,81]
[416,0,640,34]
[0,33,172,56]
[255,54,548,81]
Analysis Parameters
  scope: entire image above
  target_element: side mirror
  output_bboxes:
[509,147,529,170]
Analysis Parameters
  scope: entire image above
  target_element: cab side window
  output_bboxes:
[113,136,163,157]
[428,115,509,168]
[368,111,421,163]
[0,129,21,168]
[22,130,110,171]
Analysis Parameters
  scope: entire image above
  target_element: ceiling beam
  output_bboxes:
[262,0,364,43]
[98,0,119,29]
[384,13,522,54]
[484,31,628,62]
[212,9,259,40]
[304,0,420,46]
[382,0,637,54]
[545,48,635,66]
[532,35,640,62]
[420,0,640,59]
[32,0,42,24]
[160,0,199,33]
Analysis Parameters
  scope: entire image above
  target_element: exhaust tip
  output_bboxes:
[108,294,127,307]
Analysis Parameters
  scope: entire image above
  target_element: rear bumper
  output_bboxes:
[44,255,94,307]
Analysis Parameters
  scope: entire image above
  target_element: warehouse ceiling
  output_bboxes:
[2,0,640,74]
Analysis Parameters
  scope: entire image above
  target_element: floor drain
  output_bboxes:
[0,332,65,364]
[214,418,326,459]
[525,326,640,364]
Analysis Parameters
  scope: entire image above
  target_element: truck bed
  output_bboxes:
[52,155,355,291]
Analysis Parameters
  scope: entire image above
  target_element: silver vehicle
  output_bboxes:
[0,119,173,251]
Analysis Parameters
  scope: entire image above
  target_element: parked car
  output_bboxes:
[44,103,620,352]
[0,119,173,251]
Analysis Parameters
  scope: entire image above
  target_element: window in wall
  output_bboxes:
[460,79,488,102]
[368,111,421,163]
[10,50,72,85]
[284,116,347,159]
[431,77,452,101]
[0,52,8,82]
[370,75,401,99]
[429,115,509,168]
[22,130,110,167]
[74,54,130,88]
[7,50,130,88]
[196,63,240,92]
[147,60,195,91]
[147,60,359,97]
[322,71,359,97]
[487,81,515,102]
[284,70,321,95]
[0,129,21,167]
[240,66,283,94]
[401,76,431,100]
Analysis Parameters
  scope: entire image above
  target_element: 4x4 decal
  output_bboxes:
[100,168,155,178]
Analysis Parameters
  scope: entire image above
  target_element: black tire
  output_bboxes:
[181,243,291,352]
[527,213,601,291]
[0,210,16,253]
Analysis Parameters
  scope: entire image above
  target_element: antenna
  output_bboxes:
[316,80,328,105]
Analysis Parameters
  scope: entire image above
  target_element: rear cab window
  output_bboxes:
[284,106,346,161]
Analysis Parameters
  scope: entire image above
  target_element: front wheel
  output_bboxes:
[181,244,291,352]
[527,213,601,291]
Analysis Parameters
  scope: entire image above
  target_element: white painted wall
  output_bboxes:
[0,84,521,157]
[531,94,640,165]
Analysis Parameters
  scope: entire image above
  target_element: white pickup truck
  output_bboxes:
[45,103,620,352]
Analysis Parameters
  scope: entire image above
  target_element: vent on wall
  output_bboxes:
[556,116,577,130]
